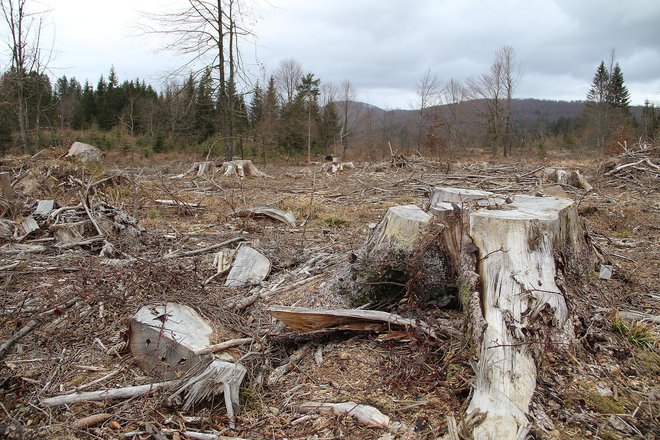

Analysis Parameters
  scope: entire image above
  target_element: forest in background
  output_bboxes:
[1,0,659,161]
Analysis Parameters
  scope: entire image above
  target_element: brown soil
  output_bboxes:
[0,148,657,439]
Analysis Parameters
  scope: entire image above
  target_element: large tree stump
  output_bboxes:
[430,187,591,439]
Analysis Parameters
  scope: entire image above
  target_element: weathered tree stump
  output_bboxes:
[218,160,268,178]
[430,187,592,439]
[130,303,213,379]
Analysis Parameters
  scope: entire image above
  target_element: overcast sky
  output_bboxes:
[16,0,660,109]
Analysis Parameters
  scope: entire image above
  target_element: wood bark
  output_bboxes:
[430,187,592,439]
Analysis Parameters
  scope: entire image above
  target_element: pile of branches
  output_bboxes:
[601,141,659,192]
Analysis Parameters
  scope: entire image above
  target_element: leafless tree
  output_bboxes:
[1,0,49,152]
[414,69,440,154]
[441,78,467,150]
[498,46,519,156]
[141,0,255,160]
[274,58,302,105]
[467,45,519,156]
[338,80,360,156]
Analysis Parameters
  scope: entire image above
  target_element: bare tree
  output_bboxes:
[338,80,360,156]
[467,45,518,156]
[1,0,48,152]
[441,78,467,150]
[497,46,519,156]
[141,0,255,160]
[414,69,440,154]
[274,58,303,105]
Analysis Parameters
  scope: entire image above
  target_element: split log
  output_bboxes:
[267,305,459,339]
[168,358,247,420]
[430,187,592,439]
[218,160,268,178]
[34,199,55,217]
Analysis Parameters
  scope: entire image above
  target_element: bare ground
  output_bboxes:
[0,147,658,439]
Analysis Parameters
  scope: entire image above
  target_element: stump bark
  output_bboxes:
[430,187,592,439]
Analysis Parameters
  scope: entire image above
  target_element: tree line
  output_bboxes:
[1,0,658,159]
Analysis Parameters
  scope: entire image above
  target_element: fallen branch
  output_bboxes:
[604,158,660,176]
[232,274,323,310]
[0,296,79,361]
[194,337,254,356]
[163,237,245,259]
[40,381,173,407]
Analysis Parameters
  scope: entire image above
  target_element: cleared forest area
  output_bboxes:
[0,142,657,439]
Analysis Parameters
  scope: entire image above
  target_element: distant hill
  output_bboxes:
[342,98,644,125]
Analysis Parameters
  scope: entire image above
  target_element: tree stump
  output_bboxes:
[130,303,213,379]
[430,187,592,439]
[218,160,268,177]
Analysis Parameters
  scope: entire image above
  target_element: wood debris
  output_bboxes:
[299,401,391,429]
[225,245,271,287]
[268,305,459,339]
[236,206,296,227]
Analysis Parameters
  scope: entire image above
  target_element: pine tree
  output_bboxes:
[296,73,321,162]
[608,63,631,110]
[249,81,263,128]
[584,61,611,150]
[194,68,215,142]
[584,58,634,151]
[256,76,279,162]
[586,61,609,105]
[320,97,340,152]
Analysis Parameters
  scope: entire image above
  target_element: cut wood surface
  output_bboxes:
[267,305,460,339]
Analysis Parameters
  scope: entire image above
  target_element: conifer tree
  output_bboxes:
[608,63,631,110]
[586,61,610,105]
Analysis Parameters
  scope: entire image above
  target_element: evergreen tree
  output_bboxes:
[319,97,340,152]
[586,61,609,105]
[584,58,634,151]
[249,81,263,127]
[296,73,321,161]
[194,69,215,142]
[255,76,279,161]
[608,63,631,110]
